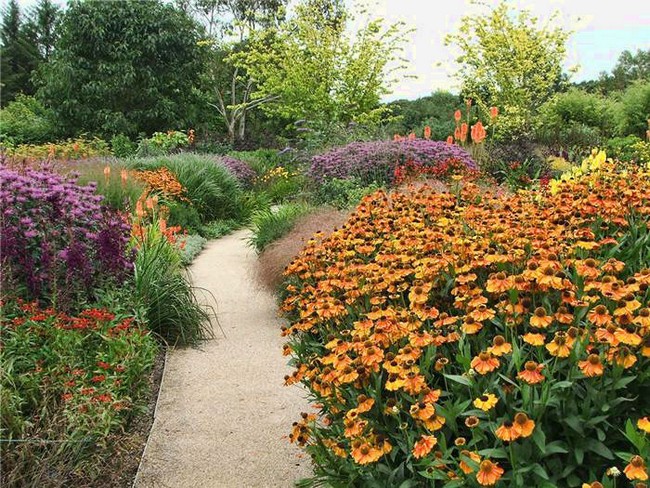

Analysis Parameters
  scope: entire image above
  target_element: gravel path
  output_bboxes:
[134,229,311,488]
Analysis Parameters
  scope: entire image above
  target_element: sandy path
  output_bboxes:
[134,229,311,488]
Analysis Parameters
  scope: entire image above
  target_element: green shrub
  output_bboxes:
[133,222,213,346]
[0,95,58,145]
[248,203,312,253]
[229,149,294,176]
[177,234,208,265]
[110,134,137,158]
[604,135,644,162]
[167,200,203,233]
[313,177,382,209]
[615,81,650,137]
[127,153,247,223]
[199,219,242,239]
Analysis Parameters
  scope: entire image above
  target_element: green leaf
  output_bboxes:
[551,380,573,390]
[564,416,584,435]
[542,441,569,456]
[532,427,547,453]
[478,448,508,459]
[586,440,614,460]
[443,374,473,387]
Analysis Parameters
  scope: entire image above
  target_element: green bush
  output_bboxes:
[110,134,137,158]
[248,203,312,253]
[135,131,190,157]
[199,219,242,239]
[229,149,294,176]
[615,81,650,137]
[313,177,382,209]
[127,153,248,224]
[133,222,213,346]
[177,234,208,265]
[0,95,58,144]
[604,135,644,162]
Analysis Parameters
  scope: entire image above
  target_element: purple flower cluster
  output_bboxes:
[217,156,256,188]
[309,139,478,185]
[0,165,134,307]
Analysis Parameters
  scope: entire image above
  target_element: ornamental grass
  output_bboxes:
[281,156,650,487]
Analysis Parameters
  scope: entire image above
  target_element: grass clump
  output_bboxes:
[248,202,312,253]
[133,221,213,346]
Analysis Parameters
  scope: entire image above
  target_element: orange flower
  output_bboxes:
[624,455,648,481]
[459,450,481,474]
[465,416,480,428]
[471,352,500,375]
[588,305,612,326]
[471,121,487,144]
[423,126,432,139]
[412,434,437,459]
[578,354,604,377]
[454,109,462,122]
[637,417,650,433]
[517,361,545,384]
[488,335,512,356]
[513,412,535,437]
[495,420,521,442]
[522,332,545,346]
[473,393,498,411]
[489,106,499,119]
[546,332,572,357]
[530,307,553,328]
[103,165,111,181]
[459,123,468,142]
[476,459,504,486]
[446,135,454,144]
[351,441,383,465]
[486,272,511,293]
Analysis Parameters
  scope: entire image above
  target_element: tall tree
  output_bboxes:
[445,0,571,140]
[36,0,205,137]
[181,0,287,145]
[0,0,40,106]
[231,0,410,125]
[27,0,62,62]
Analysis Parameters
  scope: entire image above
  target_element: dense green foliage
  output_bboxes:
[386,91,464,140]
[36,0,204,138]
[0,94,58,144]
[248,202,312,253]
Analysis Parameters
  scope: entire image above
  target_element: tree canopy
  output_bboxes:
[445,0,571,139]
[36,0,205,137]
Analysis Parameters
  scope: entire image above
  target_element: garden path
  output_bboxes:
[134,229,311,487]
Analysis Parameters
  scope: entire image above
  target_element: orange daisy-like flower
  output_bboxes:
[476,459,505,486]
[546,332,572,358]
[578,354,604,377]
[486,272,512,294]
[495,420,521,442]
[522,332,545,346]
[615,325,642,346]
[517,361,545,384]
[582,483,604,488]
[488,335,512,356]
[624,455,648,481]
[459,450,482,474]
[412,434,437,459]
[471,352,500,375]
[470,304,496,322]
[588,305,612,327]
[555,306,574,324]
[351,441,383,465]
[530,307,553,328]
[638,417,650,433]
[473,393,498,411]
[462,316,483,334]
[408,283,431,305]
[634,307,650,327]
[611,346,638,369]
[513,412,535,437]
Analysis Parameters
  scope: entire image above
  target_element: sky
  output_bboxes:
[8,0,650,101]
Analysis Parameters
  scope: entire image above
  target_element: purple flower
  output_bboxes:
[216,156,256,188]
[309,139,477,184]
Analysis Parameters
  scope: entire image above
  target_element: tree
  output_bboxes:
[445,0,571,139]
[231,0,410,126]
[180,0,287,145]
[36,0,205,137]
[26,0,62,62]
[0,0,41,106]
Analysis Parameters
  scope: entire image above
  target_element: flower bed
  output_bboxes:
[0,300,157,485]
[309,139,478,185]
[281,157,650,486]
[0,166,133,308]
